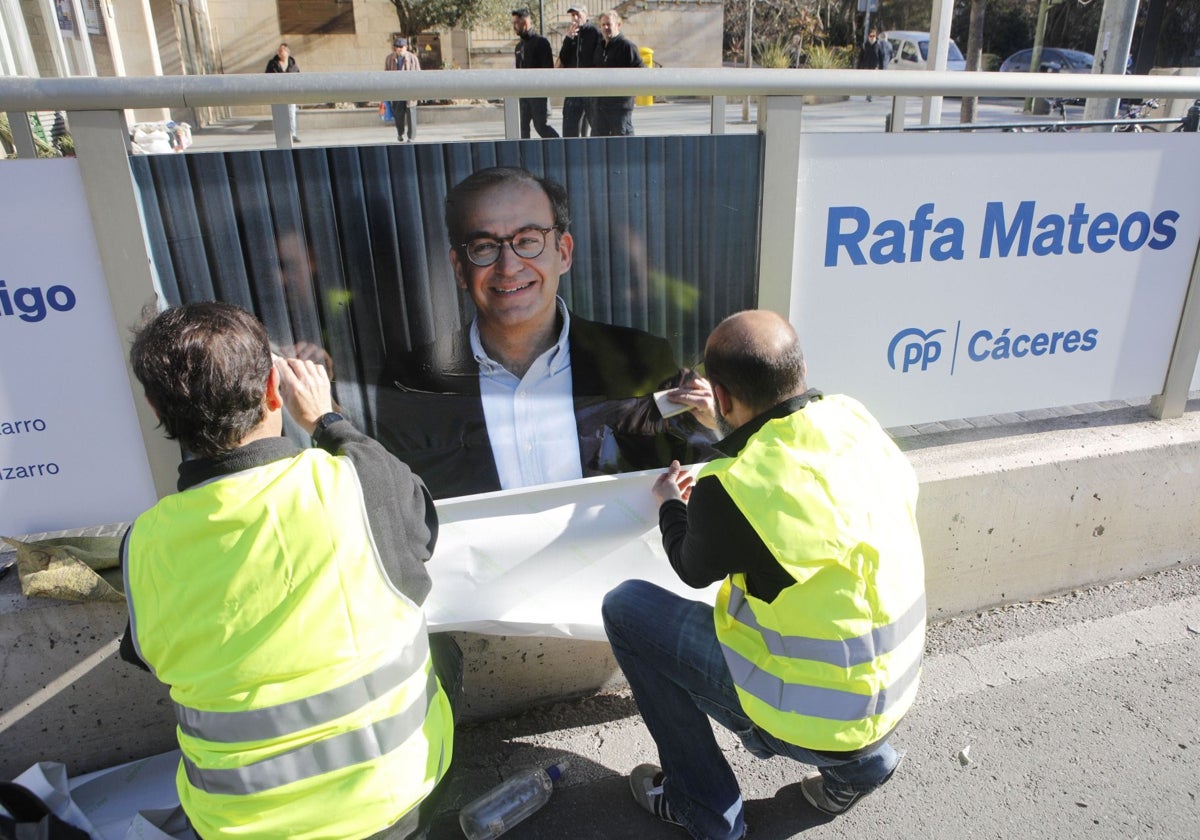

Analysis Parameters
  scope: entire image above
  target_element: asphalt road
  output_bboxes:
[427,563,1200,839]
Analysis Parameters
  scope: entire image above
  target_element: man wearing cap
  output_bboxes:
[593,10,644,137]
[385,37,421,142]
[558,5,602,137]
[511,8,560,139]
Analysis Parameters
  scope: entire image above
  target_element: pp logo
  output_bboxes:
[888,327,946,373]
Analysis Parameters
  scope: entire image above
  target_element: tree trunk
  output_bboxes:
[960,0,987,126]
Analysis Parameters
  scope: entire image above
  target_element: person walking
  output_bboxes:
[558,5,602,137]
[385,37,421,142]
[512,8,560,139]
[859,28,882,101]
[603,309,925,839]
[592,10,644,136]
[264,42,300,142]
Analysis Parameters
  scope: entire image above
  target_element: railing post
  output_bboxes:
[5,111,38,158]
[67,108,180,498]
[1150,235,1200,419]
[889,96,906,132]
[271,103,293,149]
[710,96,726,135]
[755,95,804,320]
[504,98,520,140]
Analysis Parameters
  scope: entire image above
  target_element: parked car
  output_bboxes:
[886,31,966,71]
[998,47,1094,74]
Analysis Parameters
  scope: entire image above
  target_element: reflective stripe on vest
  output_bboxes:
[722,644,922,722]
[183,669,439,796]
[725,582,926,669]
[174,630,431,743]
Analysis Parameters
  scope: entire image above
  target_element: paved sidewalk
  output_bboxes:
[426,563,1200,839]
[185,97,1067,153]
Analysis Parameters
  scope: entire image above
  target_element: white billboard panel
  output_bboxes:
[0,160,156,535]
[794,132,1200,427]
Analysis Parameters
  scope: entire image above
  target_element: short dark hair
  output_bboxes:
[444,166,571,246]
[511,8,532,18]
[704,318,806,414]
[130,302,272,458]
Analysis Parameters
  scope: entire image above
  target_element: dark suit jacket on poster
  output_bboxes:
[374,314,717,499]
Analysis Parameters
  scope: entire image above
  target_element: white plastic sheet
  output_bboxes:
[11,753,187,839]
[424,467,719,640]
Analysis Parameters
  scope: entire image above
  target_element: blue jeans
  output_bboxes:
[602,580,901,840]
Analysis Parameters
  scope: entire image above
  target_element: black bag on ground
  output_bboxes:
[0,781,90,840]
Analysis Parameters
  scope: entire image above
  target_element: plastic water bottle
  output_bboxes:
[458,760,568,839]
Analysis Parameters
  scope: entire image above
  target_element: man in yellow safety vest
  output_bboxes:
[121,301,457,839]
[603,309,925,839]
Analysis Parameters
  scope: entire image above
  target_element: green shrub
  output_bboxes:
[756,38,793,69]
[803,44,853,70]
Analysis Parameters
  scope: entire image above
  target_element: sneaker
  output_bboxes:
[629,764,683,827]
[801,756,901,816]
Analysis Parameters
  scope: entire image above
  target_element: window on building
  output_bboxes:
[277,0,355,36]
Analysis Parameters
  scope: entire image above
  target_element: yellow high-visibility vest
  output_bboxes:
[703,395,925,752]
[125,449,452,839]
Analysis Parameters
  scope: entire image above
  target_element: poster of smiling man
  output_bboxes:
[131,136,763,498]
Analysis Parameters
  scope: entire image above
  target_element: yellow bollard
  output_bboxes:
[636,47,654,106]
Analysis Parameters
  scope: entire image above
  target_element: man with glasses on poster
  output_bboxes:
[375,166,717,499]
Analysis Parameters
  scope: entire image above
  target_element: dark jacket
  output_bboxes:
[375,314,717,499]
[595,33,644,113]
[515,31,555,70]
[264,55,299,73]
[560,23,602,68]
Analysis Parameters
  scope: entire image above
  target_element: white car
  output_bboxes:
[885,31,967,71]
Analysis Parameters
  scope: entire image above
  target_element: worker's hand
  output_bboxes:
[653,460,694,505]
[278,341,335,381]
[273,355,334,435]
[665,371,718,431]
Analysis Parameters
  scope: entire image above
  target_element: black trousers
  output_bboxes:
[519,98,560,139]
[389,101,414,141]
[591,104,634,137]
[562,97,592,137]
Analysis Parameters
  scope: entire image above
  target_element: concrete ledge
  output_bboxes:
[902,402,1200,620]
[4,403,1199,778]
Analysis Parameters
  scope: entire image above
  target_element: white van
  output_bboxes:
[885,31,966,71]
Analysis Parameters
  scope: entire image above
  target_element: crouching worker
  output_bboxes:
[120,302,458,840]
[603,310,925,839]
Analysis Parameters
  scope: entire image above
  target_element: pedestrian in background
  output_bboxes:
[877,29,894,70]
[593,10,644,136]
[385,37,421,142]
[558,5,602,137]
[264,42,300,143]
[859,28,882,101]
[512,8,560,138]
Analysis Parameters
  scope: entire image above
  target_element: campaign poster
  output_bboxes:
[0,160,157,535]
[794,132,1200,428]
[132,135,763,499]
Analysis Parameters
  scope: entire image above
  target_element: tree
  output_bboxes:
[386,0,511,40]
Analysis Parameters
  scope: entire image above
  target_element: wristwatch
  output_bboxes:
[311,411,344,438]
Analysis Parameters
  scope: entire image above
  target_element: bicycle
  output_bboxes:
[1116,98,1161,132]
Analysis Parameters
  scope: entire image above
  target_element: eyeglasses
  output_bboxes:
[459,226,558,267]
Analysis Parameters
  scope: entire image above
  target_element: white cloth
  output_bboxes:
[470,300,583,490]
